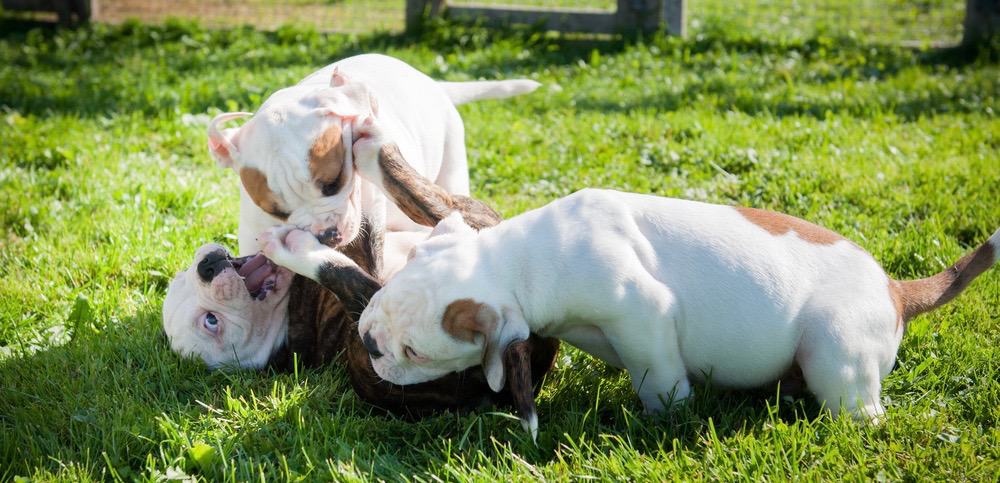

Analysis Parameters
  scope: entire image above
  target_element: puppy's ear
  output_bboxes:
[503,338,539,443]
[317,83,376,121]
[483,306,530,393]
[430,212,474,238]
[330,67,349,87]
[207,112,252,168]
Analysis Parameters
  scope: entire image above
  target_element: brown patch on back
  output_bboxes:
[735,206,845,245]
[893,241,995,323]
[309,124,346,195]
[239,167,289,220]
[442,299,496,343]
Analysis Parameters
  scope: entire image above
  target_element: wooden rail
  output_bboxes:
[406,0,686,36]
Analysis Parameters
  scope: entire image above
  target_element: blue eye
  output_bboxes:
[203,313,219,334]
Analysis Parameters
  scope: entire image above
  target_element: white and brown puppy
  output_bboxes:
[161,229,422,370]
[358,188,999,437]
[207,53,540,254]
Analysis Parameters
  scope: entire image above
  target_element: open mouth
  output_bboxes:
[229,253,280,300]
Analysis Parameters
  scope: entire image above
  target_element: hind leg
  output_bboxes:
[434,113,470,195]
[797,312,897,422]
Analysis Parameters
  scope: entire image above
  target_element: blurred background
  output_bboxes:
[0,0,973,46]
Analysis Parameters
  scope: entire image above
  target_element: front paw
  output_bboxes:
[351,116,391,179]
[260,227,331,279]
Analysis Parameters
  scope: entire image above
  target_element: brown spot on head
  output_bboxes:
[240,167,290,220]
[442,299,496,343]
[309,124,346,196]
[735,206,845,245]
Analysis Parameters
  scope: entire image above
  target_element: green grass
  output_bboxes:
[1,16,999,481]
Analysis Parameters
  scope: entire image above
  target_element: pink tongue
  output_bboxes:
[238,253,268,278]
[244,262,274,294]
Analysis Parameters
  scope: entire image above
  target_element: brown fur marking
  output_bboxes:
[892,241,995,323]
[239,167,289,220]
[735,206,845,245]
[309,124,346,195]
[888,280,905,330]
[442,299,496,343]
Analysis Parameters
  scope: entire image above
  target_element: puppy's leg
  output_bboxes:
[605,278,691,414]
[261,227,380,318]
[434,113,471,196]
[796,311,894,422]
[353,117,501,230]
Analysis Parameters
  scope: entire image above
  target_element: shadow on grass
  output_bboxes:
[0,302,829,478]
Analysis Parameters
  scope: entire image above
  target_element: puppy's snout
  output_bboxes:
[362,331,383,359]
[314,226,342,247]
[197,250,230,283]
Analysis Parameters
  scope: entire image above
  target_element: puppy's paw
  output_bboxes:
[351,115,392,178]
[260,227,331,279]
[284,228,326,255]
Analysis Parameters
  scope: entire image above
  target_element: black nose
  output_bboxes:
[316,227,342,247]
[362,331,383,359]
[197,250,230,283]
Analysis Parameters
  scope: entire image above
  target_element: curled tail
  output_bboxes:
[892,228,1000,323]
[438,79,541,105]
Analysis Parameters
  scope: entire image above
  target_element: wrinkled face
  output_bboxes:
[162,243,293,369]
[356,232,496,387]
[210,81,374,247]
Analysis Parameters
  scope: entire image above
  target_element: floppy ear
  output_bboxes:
[503,338,540,443]
[317,82,377,121]
[430,212,475,238]
[207,112,251,168]
[483,306,531,393]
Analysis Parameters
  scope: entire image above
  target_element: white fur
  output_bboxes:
[207,53,539,255]
[162,231,428,369]
[358,189,971,422]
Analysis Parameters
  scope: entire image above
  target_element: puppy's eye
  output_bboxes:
[403,345,419,360]
[203,313,220,334]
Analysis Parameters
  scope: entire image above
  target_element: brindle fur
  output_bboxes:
[377,144,502,230]
[269,143,558,418]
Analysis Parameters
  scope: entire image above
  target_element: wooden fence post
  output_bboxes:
[663,0,686,37]
[962,0,1000,45]
[405,0,428,33]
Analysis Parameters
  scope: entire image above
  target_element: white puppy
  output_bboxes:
[206,53,539,254]
[162,230,424,369]
[358,188,999,436]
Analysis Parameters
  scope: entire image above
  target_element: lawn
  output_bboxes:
[1,15,998,481]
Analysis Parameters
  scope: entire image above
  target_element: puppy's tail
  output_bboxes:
[438,79,541,105]
[892,227,999,323]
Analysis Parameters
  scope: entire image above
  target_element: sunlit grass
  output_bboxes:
[1,18,997,481]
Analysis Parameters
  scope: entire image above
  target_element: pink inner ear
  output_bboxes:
[331,69,349,87]
[208,138,230,158]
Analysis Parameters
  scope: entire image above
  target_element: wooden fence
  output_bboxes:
[406,0,686,36]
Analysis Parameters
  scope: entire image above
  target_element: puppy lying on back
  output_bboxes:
[163,142,559,417]
[352,137,998,435]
